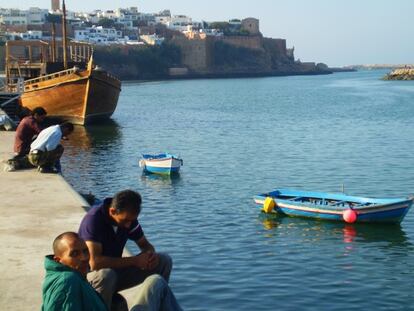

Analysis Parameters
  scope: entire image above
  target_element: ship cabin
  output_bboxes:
[5,40,93,92]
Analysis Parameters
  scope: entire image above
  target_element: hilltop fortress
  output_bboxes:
[167,18,328,77]
[171,18,289,72]
[93,17,329,79]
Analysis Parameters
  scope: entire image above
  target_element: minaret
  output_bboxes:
[51,0,60,12]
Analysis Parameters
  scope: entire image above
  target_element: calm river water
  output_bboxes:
[62,70,414,311]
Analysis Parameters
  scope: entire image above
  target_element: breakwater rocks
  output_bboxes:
[383,68,414,80]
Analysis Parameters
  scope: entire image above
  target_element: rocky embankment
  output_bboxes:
[383,68,414,80]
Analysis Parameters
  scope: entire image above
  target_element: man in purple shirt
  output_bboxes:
[79,190,182,311]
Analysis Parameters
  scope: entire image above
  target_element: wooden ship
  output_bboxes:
[4,1,121,125]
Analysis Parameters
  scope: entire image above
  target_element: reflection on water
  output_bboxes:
[61,120,122,187]
[64,119,122,153]
[83,119,122,149]
[258,213,409,248]
[140,173,182,191]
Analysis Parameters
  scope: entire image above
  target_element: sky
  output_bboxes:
[2,0,414,66]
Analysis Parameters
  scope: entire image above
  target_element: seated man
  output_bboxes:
[5,107,47,171]
[42,232,182,311]
[79,190,182,311]
[42,232,108,311]
[28,122,74,173]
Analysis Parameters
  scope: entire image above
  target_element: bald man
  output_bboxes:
[42,232,182,311]
[42,232,108,311]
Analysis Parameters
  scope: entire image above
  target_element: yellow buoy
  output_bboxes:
[263,197,276,213]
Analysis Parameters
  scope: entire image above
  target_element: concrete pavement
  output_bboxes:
[0,131,139,309]
[0,131,90,309]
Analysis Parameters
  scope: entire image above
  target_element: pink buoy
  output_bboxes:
[343,209,357,223]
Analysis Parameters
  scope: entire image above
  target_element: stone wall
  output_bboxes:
[216,35,263,51]
[170,36,213,72]
[241,18,260,35]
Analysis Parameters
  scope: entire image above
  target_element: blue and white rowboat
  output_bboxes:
[139,153,183,175]
[254,188,413,224]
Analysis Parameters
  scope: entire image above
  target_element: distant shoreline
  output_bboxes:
[0,66,357,86]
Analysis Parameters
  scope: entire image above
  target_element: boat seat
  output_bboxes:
[352,202,372,208]
[331,201,346,206]
[288,196,303,201]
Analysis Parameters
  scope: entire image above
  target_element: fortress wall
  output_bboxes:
[171,37,209,71]
[215,35,263,50]
[263,38,287,55]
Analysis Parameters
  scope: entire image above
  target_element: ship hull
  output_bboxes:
[19,69,121,125]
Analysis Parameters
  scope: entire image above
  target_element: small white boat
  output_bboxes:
[139,153,183,175]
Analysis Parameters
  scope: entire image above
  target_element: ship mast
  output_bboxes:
[51,22,56,62]
[62,0,68,69]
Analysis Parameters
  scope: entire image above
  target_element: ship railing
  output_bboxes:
[23,67,79,86]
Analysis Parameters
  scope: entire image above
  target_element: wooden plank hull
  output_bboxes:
[19,69,121,125]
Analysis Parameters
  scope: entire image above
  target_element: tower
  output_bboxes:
[51,0,60,12]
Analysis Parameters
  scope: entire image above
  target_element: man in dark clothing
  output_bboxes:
[14,107,47,156]
[79,190,182,311]
[5,107,47,171]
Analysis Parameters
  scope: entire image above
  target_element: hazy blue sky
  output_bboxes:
[3,0,413,66]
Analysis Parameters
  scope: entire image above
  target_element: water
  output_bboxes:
[62,70,414,310]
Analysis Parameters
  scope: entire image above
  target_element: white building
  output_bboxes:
[6,30,43,40]
[97,10,117,20]
[0,7,48,26]
[114,18,134,30]
[116,7,140,22]
[155,15,171,25]
[74,26,123,45]
[166,15,192,31]
[78,11,101,24]
[0,8,28,26]
[154,10,171,25]
[27,7,48,24]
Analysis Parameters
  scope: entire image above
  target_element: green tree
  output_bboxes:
[209,22,230,31]
[98,18,115,28]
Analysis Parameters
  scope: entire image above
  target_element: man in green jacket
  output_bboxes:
[42,232,108,311]
[42,232,183,311]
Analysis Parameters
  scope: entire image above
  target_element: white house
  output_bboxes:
[155,15,171,25]
[27,7,48,25]
[0,9,28,26]
[167,15,192,32]
[6,30,43,40]
[97,10,117,20]
[75,26,124,45]
[154,10,171,25]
